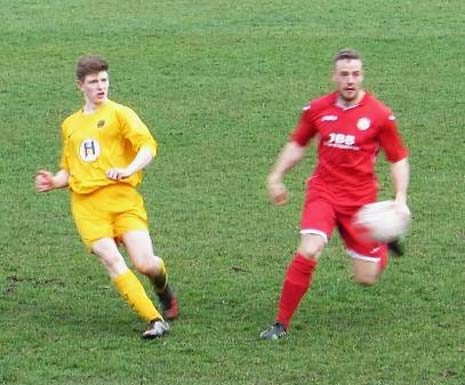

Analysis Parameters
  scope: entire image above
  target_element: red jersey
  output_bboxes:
[291,91,408,206]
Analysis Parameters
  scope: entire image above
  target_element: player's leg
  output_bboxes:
[91,237,168,338]
[280,234,325,323]
[387,239,404,257]
[113,186,178,321]
[122,230,179,320]
[71,187,168,339]
[351,257,384,285]
[260,195,335,340]
[338,213,388,286]
[260,234,326,340]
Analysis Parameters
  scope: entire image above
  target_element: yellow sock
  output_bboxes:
[152,259,168,293]
[113,269,163,322]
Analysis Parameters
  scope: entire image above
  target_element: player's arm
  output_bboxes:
[106,146,154,181]
[267,104,316,206]
[390,157,411,217]
[267,141,307,205]
[380,111,411,217]
[106,107,158,181]
[37,122,72,192]
[35,169,69,192]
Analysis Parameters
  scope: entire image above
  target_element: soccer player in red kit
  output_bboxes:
[260,48,411,339]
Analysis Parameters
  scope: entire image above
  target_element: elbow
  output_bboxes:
[392,157,409,166]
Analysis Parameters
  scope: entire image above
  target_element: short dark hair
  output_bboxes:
[333,48,362,64]
[76,55,109,81]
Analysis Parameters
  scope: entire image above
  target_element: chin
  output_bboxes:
[342,93,357,102]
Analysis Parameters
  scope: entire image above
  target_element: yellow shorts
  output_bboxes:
[70,183,149,248]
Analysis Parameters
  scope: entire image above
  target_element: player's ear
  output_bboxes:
[76,79,83,91]
[331,70,336,82]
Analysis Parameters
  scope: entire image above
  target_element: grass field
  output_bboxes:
[1,0,465,384]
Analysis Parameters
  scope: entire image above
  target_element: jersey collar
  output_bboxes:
[333,91,369,111]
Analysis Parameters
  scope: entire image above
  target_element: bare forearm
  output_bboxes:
[126,146,155,175]
[36,168,69,192]
[106,146,155,181]
[390,158,410,203]
[52,169,70,189]
[268,141,306,182]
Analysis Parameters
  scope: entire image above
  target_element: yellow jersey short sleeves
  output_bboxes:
[60,100,158,194]
[60,100,157,248]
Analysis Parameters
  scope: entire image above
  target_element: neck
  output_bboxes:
[336,90,365,109]
[82,99,106,114]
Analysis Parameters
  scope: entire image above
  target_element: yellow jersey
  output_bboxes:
[60,100,157,194]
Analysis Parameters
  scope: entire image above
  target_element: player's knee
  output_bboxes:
[298,237,325,260]
[352,260,380,286]
[354,271,379,286]
[93,244,127,275]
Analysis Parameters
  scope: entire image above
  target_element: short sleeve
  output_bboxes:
[290,105,318,146]
[118,107,158,156]
[379,113,408,162]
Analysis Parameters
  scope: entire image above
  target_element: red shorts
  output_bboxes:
[300,185,387,263]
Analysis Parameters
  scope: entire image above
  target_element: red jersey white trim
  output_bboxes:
[291,91,408,205]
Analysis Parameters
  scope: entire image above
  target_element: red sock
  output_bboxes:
[276,254,318,328]
[378,244,389,272]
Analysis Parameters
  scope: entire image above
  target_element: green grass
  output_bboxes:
[1,0,465,384]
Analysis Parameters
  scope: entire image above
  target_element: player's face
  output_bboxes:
[332,59,364,103]
[78,71,109,106]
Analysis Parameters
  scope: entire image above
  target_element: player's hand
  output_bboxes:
[267,178,289,206]
[105,168,132,181]
[393,199,411,220]
[35,170,55,192]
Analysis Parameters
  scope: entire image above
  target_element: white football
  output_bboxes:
[355,200,411,242]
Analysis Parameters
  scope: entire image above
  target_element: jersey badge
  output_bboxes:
[356,117,371,131]
[388,115,396,121]
[79,138,101,162]
[97,120,106,128]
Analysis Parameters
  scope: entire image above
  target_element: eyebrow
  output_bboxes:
[88,76,108,82]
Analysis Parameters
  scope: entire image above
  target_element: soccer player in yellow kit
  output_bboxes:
[35,55,178,339]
